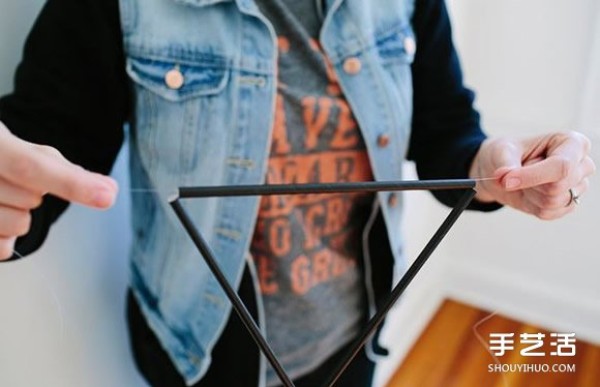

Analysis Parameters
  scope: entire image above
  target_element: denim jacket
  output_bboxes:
[119,0,416,383]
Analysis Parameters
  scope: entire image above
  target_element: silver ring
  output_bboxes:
[568,188,580,206]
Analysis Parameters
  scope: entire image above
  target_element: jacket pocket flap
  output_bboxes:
[126,56,230,101]
[375,24,416,65]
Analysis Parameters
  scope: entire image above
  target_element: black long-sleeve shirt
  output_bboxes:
[0,0,500,261]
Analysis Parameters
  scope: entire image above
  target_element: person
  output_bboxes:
[0,0,594,386]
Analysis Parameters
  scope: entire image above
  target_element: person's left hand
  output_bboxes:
[470,131,595,220]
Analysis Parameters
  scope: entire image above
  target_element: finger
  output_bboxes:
[561,131,592,162]
[523,156,544,166]
[535,204,576,221]
[0,237,17,261]
[531,156,595,196]
[520,195,576,221]
[526,178,589,211]
[500,130,593,191]
[570,178,590,203]
[0,138,117,208]
[0,206,31,238]
[0,177,44,210]
[30,144,119,193]
[497,156,544,187]
[506,192,538,217]
[583,155,597,177]
[501,155,576,191]
[521,131,590,163]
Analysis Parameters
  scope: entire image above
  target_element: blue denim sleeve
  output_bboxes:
[408,0,502,211]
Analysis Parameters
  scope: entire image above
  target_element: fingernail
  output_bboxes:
[100,176,118,191]
[93,187,116,208]
[505,177,521,190]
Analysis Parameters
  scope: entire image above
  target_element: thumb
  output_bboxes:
[8,145,118,209]
[33,144,119,196]
[501,156,570,191]
[39,156,119,209]
[0,124,118,209]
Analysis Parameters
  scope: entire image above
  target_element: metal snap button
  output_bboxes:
[388,192,398,208]
[165,67,185,90]
[343,57,362,75]
[404,36,416,56]
[377,134,390,148]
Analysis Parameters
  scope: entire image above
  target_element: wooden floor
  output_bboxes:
[386,299,600,387]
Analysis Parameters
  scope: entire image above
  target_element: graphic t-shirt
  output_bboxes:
[251,0,375,384]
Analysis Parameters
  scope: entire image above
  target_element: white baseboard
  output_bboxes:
[445,260,600,344]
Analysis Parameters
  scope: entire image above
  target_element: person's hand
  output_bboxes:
[0,122,118,260]
[470,131,595,220]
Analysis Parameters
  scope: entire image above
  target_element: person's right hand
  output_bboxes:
[0,122,118,260]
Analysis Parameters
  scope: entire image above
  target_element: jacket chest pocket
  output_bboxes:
[126,55,231,175]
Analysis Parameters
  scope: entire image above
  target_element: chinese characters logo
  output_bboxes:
[489,332,576,357]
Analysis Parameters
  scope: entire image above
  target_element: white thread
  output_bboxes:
[129,189,160,193]
[12,249,65,343]
[472,176,500,182]
[472,310,509,387]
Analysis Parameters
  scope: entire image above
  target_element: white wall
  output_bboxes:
[445,0,600,343]
[377,1,600,385]
[0,1,143,386]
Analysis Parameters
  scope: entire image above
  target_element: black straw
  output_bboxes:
[323,189,476,387]
[170,199,295,387]
[170,180,477,386]
[178,179,476,198]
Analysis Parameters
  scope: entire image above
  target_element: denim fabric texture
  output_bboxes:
[119,0,416,384]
